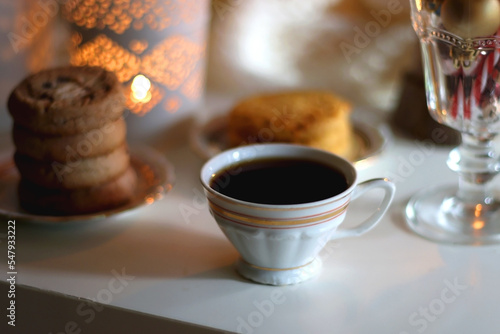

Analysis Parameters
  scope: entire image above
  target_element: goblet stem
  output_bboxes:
[446,133,500,222]
[406,0,500,243]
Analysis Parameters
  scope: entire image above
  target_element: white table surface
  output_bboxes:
[2,94,500,334]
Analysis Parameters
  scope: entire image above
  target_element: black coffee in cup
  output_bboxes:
[209,158,348,205]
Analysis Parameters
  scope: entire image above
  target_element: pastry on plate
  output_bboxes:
[228,91,355,159]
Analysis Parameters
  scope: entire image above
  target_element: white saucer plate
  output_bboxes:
[0,146,175,224]
[190,114,388,166]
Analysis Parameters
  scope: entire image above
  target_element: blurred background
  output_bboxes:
[0,0,418,139]
[207,0,416,109]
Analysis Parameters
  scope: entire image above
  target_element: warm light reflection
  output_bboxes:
[141,36,204,90]
[129,39,149,54]
[416,0,422,11]
[63,0,199,34]
[141,164,157,185]
[473,220,485,230]
[164,96,181,114]
[131,74,152,103]
[71,33,140,82]
[475,204,483,217]
[473,204,485,230]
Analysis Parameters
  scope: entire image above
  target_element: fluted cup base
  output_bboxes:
[235,258,322,286]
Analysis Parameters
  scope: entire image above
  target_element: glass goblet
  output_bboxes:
[406,0,500,244]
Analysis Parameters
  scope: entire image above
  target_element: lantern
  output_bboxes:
[62,0,210,142]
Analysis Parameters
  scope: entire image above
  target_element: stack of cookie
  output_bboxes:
[7,66,137,215]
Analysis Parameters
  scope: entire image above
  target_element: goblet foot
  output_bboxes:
[406,184,500,245]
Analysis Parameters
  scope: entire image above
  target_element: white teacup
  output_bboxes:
[200,144,395,285]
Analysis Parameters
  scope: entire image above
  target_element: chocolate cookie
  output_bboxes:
[14,144,130,189]
[18,166,138,215]
[8,66,125,135]
[13,117,127,162]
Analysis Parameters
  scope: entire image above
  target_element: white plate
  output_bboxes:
[0,146,175,224]
[190,114,388,166]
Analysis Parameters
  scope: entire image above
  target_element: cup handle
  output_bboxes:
[331,178,395,240]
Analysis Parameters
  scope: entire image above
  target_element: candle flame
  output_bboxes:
[131,74,152,103]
